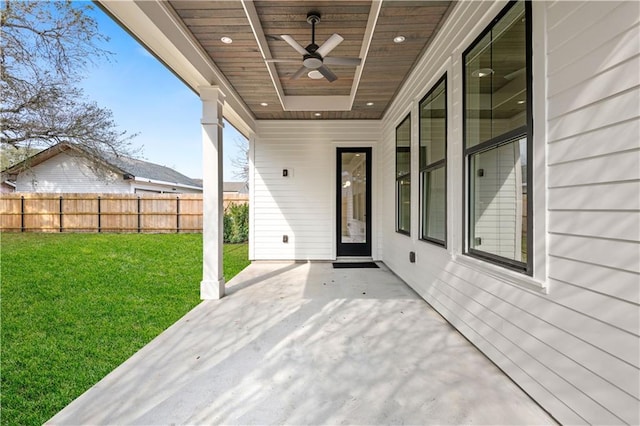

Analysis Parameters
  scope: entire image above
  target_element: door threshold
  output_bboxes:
[335,256,374,263]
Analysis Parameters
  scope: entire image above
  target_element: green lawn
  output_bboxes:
[0,233,249,426]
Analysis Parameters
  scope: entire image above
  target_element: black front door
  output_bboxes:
[337,147,372,257]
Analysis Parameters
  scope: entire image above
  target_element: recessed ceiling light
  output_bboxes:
[221,36,233,44]
[393,35,406,43]
[260,102,268,107]
[366,102,374,106]
[314,112,322,117]
[308,70,324,79]
[517,100,525,104]
[471,68,494,78]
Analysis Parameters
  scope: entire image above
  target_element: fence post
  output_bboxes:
[176,196,180,233]
[21,195,25,232]
[59,195,63,232]
[137,196,141,233]
[97,196,101,233]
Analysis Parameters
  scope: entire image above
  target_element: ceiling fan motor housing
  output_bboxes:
[303,53,322,69]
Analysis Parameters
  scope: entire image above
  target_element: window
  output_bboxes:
[419,75,447,246]
[396,114,411,234]
[463,0,532,273]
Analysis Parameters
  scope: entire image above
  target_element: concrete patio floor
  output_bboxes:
[49,261,555,425]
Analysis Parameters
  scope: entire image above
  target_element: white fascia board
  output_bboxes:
[97,0,256,136]
[132,176,202,191]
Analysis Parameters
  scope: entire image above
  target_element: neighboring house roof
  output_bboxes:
[223,181,248,194]
[2,142,202,189]
[102,153,201,188]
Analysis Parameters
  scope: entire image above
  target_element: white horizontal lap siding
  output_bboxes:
[380,1,640,424]
[15,153,131,193]
[252,121,380,260]
[545,2,640,422]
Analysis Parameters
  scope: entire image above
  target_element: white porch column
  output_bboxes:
[200,86,225,299]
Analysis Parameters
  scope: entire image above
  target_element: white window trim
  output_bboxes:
[451,0,548,289]
[452,252,549,294]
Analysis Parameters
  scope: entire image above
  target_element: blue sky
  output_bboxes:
[80,3,247,182]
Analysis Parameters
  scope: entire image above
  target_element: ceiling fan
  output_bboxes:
[267,12,362,83]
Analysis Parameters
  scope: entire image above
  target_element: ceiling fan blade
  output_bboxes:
[291,66,308,80]
[265,58,301,63]
[281,35,308,56]
[324,57,362,66]
[316,33,344,58]
[318,65,337,83]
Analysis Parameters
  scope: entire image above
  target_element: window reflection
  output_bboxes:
[464,0,530,271]
[396,115,411,234]
[341,152,367,243]
[465,1,527,148]
[419,76,447,244]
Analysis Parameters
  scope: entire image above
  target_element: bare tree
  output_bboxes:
[0,0,136,159]
[230,134,249,184]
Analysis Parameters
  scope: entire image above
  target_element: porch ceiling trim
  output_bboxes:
[240,0,286,110]
[241,0,382,112]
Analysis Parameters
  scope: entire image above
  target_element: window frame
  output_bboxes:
[419,74,447,247]
[462,0,533,275]
[395,113,411,236]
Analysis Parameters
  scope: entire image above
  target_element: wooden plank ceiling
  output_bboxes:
[169,1,454,120]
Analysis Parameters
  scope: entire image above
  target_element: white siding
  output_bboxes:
[377,1,640,425]
[15,153,132,193]
[252,121,380,260]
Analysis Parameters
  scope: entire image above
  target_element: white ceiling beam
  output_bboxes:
[349,0,383,108]
[241,0,287,111]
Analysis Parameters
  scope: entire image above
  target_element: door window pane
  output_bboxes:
[341,152,367,244]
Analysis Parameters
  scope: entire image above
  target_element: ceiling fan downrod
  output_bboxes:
[303,12,322,69]
[307,12,321,49]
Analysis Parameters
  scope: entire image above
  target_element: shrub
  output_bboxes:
[224,203,249,243]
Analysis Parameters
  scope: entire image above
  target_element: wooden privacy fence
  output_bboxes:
[0,193,209,233]
[222,193,249,211]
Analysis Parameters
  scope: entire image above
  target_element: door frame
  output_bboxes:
[336,147,373,257]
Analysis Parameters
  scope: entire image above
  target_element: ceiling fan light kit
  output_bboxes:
[308,70,324,79]
[272,11,362,83]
